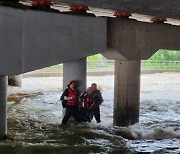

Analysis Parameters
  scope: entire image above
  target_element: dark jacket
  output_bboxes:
[91,90,103,108]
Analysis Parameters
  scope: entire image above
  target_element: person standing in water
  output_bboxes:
[79,87,94,122]
[61,80,81,125]
[91,83,103,123]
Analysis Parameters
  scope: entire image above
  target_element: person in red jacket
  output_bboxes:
[61,80,81,125]
[79,87,94,122]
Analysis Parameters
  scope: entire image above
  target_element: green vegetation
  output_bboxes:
[141,50,180,69]
[87,54,114,68]
[149,50,180,61]
[141,60,180,69]
[43,50,180,70]
[87,54,102,61]
[87,54,102,69]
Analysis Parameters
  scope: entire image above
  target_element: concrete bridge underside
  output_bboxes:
[0,4,180,138]
[23,0,180,20]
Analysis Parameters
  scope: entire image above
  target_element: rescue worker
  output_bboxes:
[91,83,103,123]
[61,80,81,125]
[79,87,94,122]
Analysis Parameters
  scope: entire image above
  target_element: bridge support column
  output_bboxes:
[114,60,141,126]
[63,58,86,115]
[8,75,22,87]
[0,76,7,139]
[63,58,86,116]
[63,58,87,93]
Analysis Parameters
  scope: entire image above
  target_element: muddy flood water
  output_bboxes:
[1,73,180,154]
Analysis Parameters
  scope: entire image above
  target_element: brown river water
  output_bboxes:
[1,73,180,154]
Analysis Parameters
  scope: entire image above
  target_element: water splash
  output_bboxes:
[4,73,180,153]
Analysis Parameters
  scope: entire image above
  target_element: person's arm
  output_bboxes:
[63,89,73,100]
[64,96,73,100]
[96,91,104,104]
[79,92,86,99]
[60,89,66,101]
[60,89,68,108]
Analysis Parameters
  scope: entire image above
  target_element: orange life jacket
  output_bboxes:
[66,89,78,106]
[79,94,94,109]
[85,96,94,109]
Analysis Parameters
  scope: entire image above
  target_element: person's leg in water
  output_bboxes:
[80,108,88,122]
[62,108,72,125]
[72,108,81,123]
[87,109,93,122]
[94,107,101,123]
[79,107,83,122]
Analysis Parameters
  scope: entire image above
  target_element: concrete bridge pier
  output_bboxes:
[114,60,141,126]
[62,58,87,116]
[0,76,7,139]
[63,58,87,93]
[8,75,22,87]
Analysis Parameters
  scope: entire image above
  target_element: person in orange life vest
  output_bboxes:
[79,87,94,122]
[61,80,81,125]
[91,83,103,123]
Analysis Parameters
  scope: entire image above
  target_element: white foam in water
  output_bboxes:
[7,73,180,153]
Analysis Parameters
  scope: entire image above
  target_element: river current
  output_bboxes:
[1,73,180,154]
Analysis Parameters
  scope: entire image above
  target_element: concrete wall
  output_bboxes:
[114,60,140,126]
[103,18,180,60]
[0,76,7,138]
[0,6,106,75]
[63,58,86,93]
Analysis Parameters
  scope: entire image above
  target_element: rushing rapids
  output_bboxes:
[1,73,179,153]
